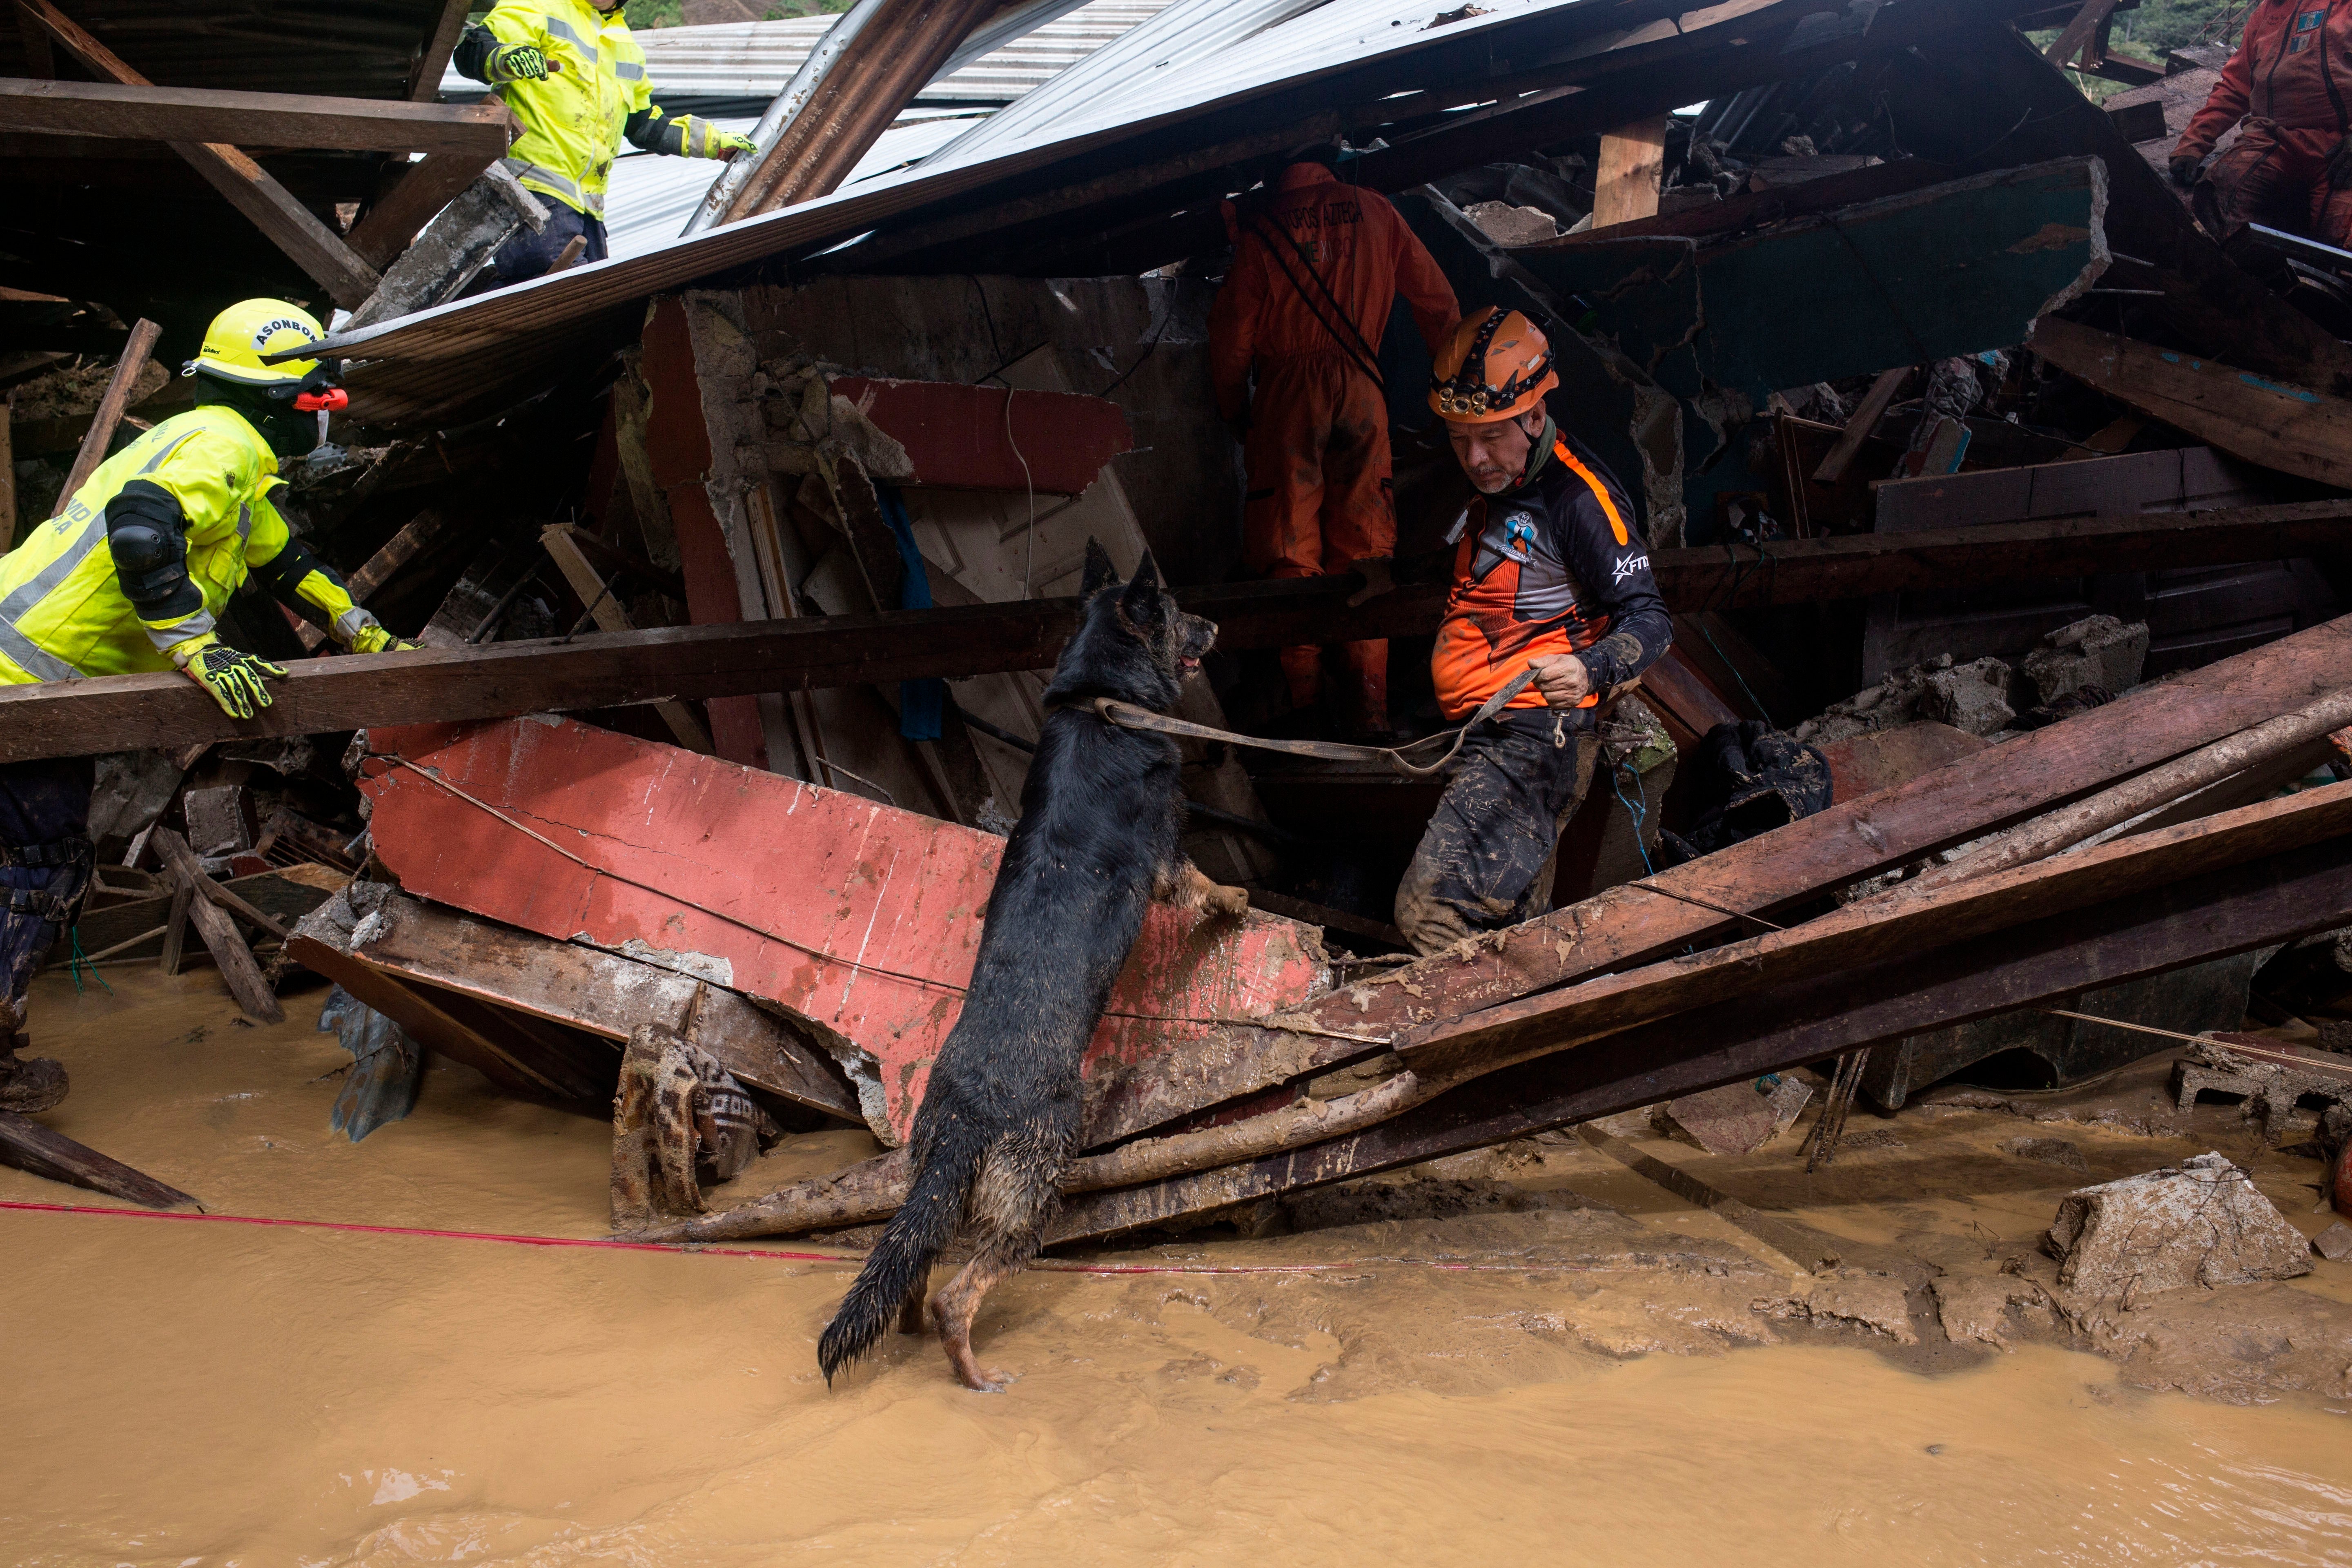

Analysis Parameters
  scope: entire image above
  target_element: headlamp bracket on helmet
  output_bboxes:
[1430,310,1554,421]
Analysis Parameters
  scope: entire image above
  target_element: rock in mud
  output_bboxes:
[1662,1074,1812,1156]
[1756,1272,1919,1345]
[2313,1221,2352,1262]
[2045,1152,2312,1301]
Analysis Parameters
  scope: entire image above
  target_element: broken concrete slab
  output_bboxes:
[2023,614,2149,706]
[1920,655,2016,737]
[2045,1151,2312,1301]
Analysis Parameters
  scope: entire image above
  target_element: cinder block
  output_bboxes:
[2023,615,2149,705]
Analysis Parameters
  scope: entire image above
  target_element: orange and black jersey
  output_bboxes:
[1430,423,1671,720]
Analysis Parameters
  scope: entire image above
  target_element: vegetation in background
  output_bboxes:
[2026,0,2247,103]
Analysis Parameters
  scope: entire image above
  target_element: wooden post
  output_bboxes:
[0,394,14,553]
[539,523,713,752]
[1811,365,1911,485]
[0,1108,198,1209]
[158,878,193,977]
[295,507,449,652]
[150,828,283,1023]
[1590,117,1669,230]
[2042,0,2120,67]
[51,317,159,519]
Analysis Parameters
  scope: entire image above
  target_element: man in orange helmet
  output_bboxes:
[1393,307,1672,954]
[1209,143,1459,737]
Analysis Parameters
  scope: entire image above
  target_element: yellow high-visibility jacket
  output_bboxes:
[0,406,296,684]
[478,0,733,220]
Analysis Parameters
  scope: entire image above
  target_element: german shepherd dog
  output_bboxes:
[817,540,1245,1391]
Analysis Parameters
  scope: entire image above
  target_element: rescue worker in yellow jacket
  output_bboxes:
[454,0,758,286]
[0,299,415,1112]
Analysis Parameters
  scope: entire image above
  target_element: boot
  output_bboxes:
[0,1021,67,1114]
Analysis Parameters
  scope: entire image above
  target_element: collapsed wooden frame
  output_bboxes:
[3,499,2344,765]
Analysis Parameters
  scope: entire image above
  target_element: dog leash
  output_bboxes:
[1090,666,1641,778]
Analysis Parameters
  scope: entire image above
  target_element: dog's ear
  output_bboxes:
[1119,550,1163,620]
[1081,537,1119,599]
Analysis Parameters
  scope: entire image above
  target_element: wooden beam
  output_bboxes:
[3,512,2351,762]
[11,1,52,77]
[0,1108,198,1209]
[644,788,2352,1247]
[149,829,283,1023]
[408,0,476,102]
[0,79,512,153]
[539,523,713,752]
[1590,116,1669,229]
[1072,611,2352,1147]
[1812,365,1910,485]
[2031,317,2352,491]
[294,507,449,652]
[1047,829,2352,1244]
[332,889,859,1121]
[2042,0,2120,66]
[49,317,157,518]
[285,923,616,1106]
[16,0,381,310]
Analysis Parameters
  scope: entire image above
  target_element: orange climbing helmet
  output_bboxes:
[1429,305,1558,423]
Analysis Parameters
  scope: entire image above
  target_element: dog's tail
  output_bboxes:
[817,1117,986,1383]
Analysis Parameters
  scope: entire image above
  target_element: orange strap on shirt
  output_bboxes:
[1552,437,1630,547]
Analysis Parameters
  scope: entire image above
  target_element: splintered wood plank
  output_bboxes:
[0,1109,198,1209]
[340,891,858,1121]
[1075,612,2352,1145]
[52,318,158,516]
[2032,317,2352,490]
[149,829,282,1023]
[539,523,712,752]
[1590,116,1668,229]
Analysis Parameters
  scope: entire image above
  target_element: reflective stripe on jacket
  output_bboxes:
[0,406,294,684]
[481,0,652,217]
[2178,0,2352,160]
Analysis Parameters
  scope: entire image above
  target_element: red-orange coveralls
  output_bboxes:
[2176,0,2352,243]
[1207,162,1458,729]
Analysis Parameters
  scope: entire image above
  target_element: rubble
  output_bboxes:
[2045,1152,2313,1301]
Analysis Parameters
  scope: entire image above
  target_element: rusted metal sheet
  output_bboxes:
[357,715,1327,1143]
[827,375,1131,495]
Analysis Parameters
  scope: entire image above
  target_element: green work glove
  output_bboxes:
[490,43,550,82]
[710,129,758,158]
[169,634,286,720]
[348,621,420,655]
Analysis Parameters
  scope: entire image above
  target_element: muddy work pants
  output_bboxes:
[2195,118,2352,245]
[1394,709,1595,955]
[0,756,94,1031]
[1242,352,1394,731]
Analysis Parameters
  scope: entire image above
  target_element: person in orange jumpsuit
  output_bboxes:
[1208,145,1458,737]
[2172,0,2352,245]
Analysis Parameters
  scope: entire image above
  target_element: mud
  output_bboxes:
[5,965,2352,1565]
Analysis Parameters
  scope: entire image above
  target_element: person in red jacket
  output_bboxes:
[1208,144,1458,737]
[2172,0,2352,245]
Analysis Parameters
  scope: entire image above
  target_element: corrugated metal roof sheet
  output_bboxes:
[439,0,1170,112]
[602,110,980,259]
[325,0,1724,422]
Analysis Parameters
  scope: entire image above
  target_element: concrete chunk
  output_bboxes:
[2024,615,2149,706]
[2045,1151,2312,1301]
[1920,656,2016,737]
[2314,1221,2352,1262]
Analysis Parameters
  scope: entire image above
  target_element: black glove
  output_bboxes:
[2170,153,2203,189]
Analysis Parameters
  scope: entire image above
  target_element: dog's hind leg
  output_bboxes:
[931,1138,1057,1391]
[897,1275,930,1336]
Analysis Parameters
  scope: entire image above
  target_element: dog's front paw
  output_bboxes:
[1207,883,1250,919]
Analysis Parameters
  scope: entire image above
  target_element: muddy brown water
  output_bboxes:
[5,967,2352,1566]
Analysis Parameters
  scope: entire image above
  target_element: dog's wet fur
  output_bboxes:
[816,541,1245,1392]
